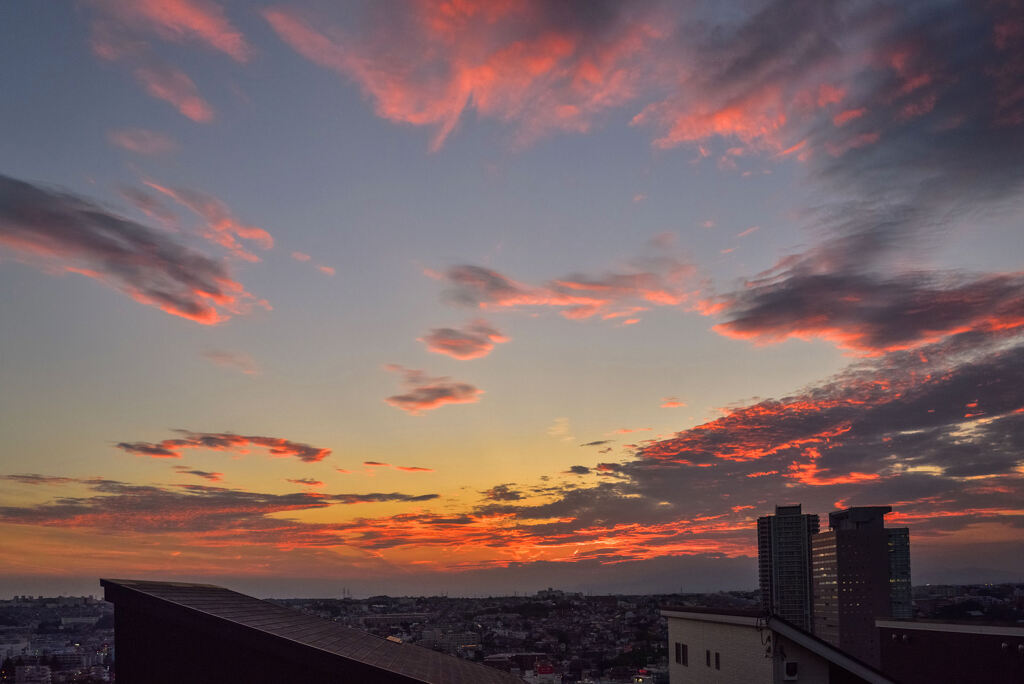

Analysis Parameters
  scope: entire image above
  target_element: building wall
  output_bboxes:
[834,528,889,667]
[759,506,819,631]
[771,634,832,684]
[811,531,839,647]
[878,622,1024,684]
[666,616,772,684]
[885,529,911,619]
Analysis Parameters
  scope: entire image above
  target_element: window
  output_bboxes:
[706,649,711,667]
[715,652,720,670]
[680,643,688,666]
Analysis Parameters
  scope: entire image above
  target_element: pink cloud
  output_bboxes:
[661,397,687,408]
[419,320,509,360]
[736,225,760,238]
[263,3,669,150]
[132,63,214,122]
[439,246,695,324]
[107,128,178,155]
[145,182,273,261]
[384,364,483,415]
[88,0,251,62]
[201,349,260,375]
[291,251,311,262]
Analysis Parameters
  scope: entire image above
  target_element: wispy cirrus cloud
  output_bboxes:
[116,430,331,463]
[437,248,694,323]
[0,174,263,324]
[1,474,78,486]
[107,128,178,155]
[291,251,334,276]
[419,319,508,360]
[201,349,260,375]
[384,365,483,415]
[172,465,223,482]
[286,478,324,488]
[144,182,273,262]
[131,63,214,122]
[86,0,251,122]
[88,0,252,62]
[263,1,669,150]
[362,461,434,473]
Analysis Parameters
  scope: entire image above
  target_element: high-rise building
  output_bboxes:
[886,528,912,619]
[811,506,911,667]
[757,504,820,630]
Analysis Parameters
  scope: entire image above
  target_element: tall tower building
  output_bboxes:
[757,504,820,630]
[811,506,911,667]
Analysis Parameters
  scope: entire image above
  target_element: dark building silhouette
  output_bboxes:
[758,504,820,630]
[811,507,910,667]
[877,618,1024,684]
[101,579,522,684]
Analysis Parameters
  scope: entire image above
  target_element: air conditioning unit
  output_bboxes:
[783,661,799,681]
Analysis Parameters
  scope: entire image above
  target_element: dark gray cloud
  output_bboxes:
[0,174,260,324]
[482,484,524,501]
[172,466,223,482]
[0,479,438,534]
[715,271,1024,353]
[567,465,591,475]
[580,440,612,447]
[1,474,78,486]
[116,430,331,463]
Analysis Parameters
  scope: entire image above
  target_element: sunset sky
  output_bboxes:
[1,0,1022,597]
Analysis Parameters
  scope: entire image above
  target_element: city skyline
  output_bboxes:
[1,0,1023,597]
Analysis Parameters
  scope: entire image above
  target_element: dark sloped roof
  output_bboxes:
[766,614,896,684]
[101,579,522,684]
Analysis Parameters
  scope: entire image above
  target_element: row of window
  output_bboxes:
[673,643,720,670]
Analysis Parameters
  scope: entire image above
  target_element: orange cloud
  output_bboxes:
[660,397,686,408]
[286,478,324,488]
[785,447,880,486]
[419,319,509,360]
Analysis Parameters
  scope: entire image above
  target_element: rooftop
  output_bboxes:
[101,579,522,684]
